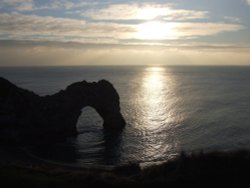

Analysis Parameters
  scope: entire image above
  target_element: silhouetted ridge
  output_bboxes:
[0,77,125,144]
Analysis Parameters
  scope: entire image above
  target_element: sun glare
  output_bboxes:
[136,7,166,20]
[136,21,177,40]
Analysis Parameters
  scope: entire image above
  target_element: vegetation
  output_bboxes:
[1,150,250,187]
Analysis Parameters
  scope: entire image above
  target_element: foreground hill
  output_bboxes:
[0,150,249,188]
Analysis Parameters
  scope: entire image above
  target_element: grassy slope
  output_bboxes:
[0,150,250,188]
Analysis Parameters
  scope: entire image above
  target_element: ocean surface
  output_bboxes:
[1,66,250,167]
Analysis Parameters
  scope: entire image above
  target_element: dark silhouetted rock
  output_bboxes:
[0,77,125,144]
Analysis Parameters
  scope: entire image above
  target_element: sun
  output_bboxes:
[135,21,177,40]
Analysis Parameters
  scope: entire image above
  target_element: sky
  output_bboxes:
[0,0,250,66]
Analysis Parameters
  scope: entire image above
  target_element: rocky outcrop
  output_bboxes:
[0,77,125,143]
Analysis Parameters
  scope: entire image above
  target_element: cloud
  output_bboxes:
[1,40,250,66]
[0,13,136,43]
[83,3,208,21]
[133,21,243,40]
[16,3,33,11]
[224,16,242,23]
[0,0,33,4]
[32,1,76,11]
[172,22,243,39]
[0,2,245,45]
[0,13,243,44]
[1,0,34,11]
[0,0,96,12]
[247,0,250,5]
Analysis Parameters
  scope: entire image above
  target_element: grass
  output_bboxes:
[0,150,250,188]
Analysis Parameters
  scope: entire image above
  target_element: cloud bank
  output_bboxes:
[0,1,249,66]
[0,10,243,43]
[1,40,250,66]
[84,3,208,21]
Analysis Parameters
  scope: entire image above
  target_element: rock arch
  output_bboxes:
[0,77,125,143]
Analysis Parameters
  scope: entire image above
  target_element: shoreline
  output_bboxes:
[1,146,250,187]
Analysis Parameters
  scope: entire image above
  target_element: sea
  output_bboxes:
[1,66,250,168]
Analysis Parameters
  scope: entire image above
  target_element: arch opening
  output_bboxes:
[76,106,104,133]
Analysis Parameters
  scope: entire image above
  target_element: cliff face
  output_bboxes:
[0,77,125,143]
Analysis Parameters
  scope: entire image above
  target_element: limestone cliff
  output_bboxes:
[0,77,125,143]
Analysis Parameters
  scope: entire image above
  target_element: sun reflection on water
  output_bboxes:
[143,67,165,90]
[142,67,170,129]
[134,66,179,161]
